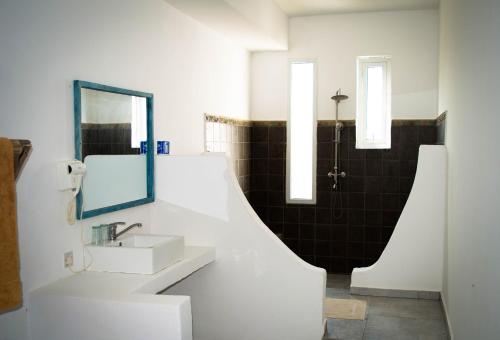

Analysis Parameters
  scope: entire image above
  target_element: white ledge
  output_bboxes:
[31,246,215,300]
[29,246,215,340]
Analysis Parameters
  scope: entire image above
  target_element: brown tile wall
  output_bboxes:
[249,120,438,274]
[204,115,440,274]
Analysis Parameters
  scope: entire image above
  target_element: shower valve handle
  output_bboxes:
[328,171,346,178]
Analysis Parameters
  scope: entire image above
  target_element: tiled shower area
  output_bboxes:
[205,114,445,274]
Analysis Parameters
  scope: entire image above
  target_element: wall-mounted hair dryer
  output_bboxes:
[57,160,86,224]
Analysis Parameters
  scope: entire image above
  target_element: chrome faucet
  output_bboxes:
[107,222,142,241]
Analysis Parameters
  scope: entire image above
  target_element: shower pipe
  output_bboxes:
[328,89,348,190]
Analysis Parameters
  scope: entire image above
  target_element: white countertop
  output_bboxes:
[31,246,215,302]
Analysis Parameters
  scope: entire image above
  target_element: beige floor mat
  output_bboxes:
[324,298,367,320]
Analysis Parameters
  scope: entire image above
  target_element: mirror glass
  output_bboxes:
[74,81,154,219]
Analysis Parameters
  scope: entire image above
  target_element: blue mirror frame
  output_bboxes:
[73,80,155,219]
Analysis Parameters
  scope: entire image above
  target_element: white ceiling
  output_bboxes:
[164,0,288,51]
[273,0,439,16]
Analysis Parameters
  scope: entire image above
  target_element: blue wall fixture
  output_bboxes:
[74,80,155,219]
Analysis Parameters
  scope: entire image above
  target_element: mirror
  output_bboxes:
[74,80,154,219]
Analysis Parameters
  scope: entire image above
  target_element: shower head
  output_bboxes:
[331,94,348,102]
[331,88,349,102]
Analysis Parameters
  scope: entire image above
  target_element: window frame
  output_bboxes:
[286,59,317,205]
[356,56,392,149]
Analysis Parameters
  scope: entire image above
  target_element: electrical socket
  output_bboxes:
[64,251,73,268]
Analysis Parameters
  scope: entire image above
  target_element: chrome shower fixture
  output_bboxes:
[328,89,348,190]
[331,88,349,103]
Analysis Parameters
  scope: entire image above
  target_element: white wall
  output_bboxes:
[29,295,192,340]
[439,0,500,339]
[153,155,326,340]
[0,1,249,338]
[251,10,439,120]
[351,146,446,293]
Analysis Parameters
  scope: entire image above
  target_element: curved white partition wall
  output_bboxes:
[153,154,326,340]
[351,145,446,297]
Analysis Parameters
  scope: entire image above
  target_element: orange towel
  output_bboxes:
[0,138,22,313]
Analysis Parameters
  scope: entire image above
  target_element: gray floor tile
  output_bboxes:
[326,287,353,299]
[326,318,366,340]
[362,328,415,340]
[363,315,448,340]
[351,287,418,299]
[363,296,445,320]
[325,275,449,339]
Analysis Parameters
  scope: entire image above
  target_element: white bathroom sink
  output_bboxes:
[87,234,185,274]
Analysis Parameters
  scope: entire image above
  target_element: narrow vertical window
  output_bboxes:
[356,56,391,149]
[287,61,317,204]
[131,96,147,148]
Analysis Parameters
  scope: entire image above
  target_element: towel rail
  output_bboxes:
[10,139,32,180]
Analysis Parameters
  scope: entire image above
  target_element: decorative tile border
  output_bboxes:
[204,113,252,127]
[206,114,441,127]
[436,111,447,125]
[204,114,286,127]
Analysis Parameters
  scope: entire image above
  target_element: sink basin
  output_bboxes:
[87,234,184,274]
